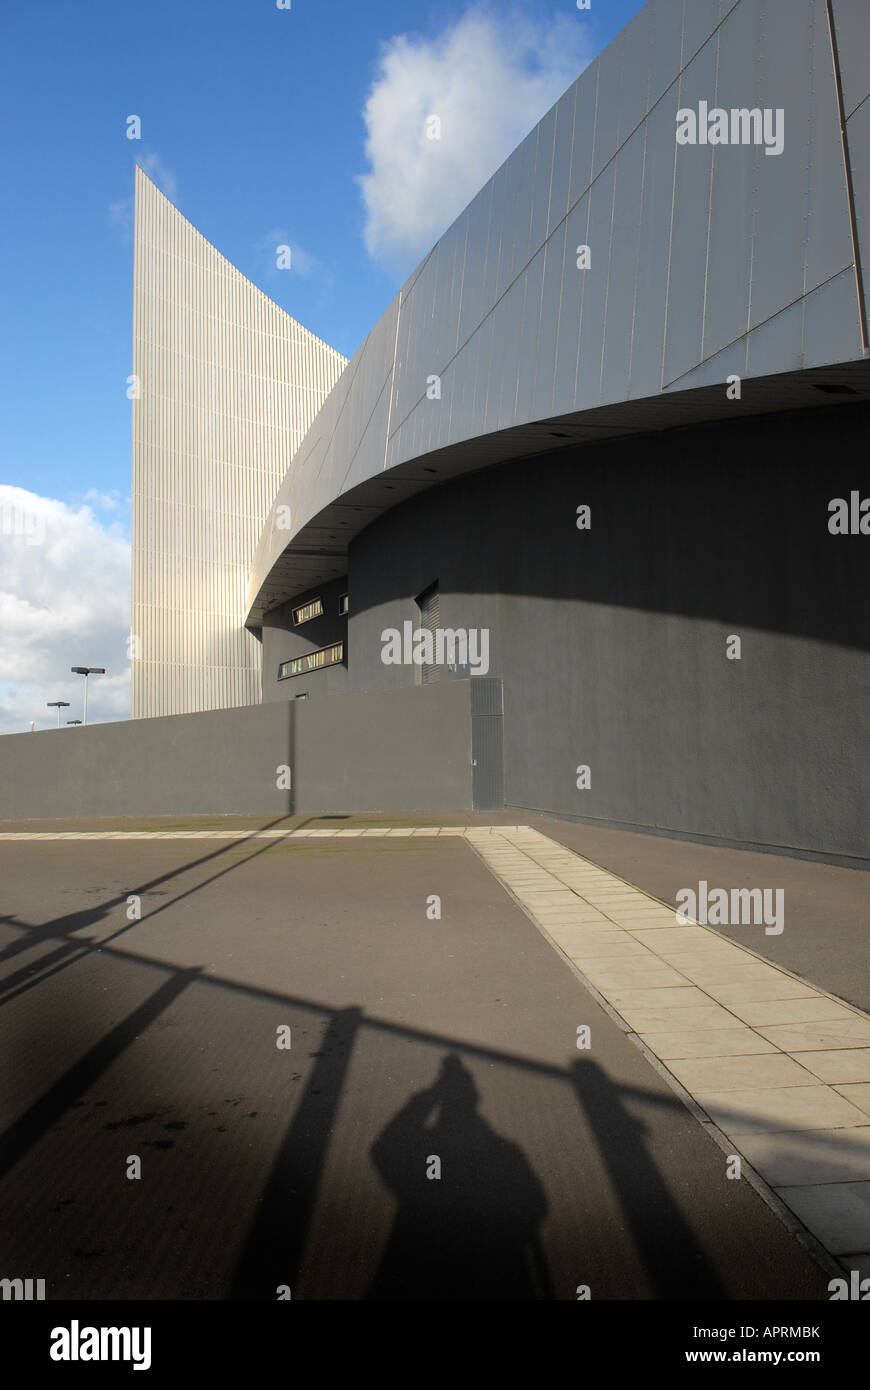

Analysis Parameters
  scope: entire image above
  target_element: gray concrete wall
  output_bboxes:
[293,680,472,814]
[0,683,473,820]
[345,402,870,863]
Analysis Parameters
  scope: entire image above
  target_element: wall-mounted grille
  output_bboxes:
[416,582,440,685]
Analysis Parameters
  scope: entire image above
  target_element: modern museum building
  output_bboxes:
[123,0,870,862]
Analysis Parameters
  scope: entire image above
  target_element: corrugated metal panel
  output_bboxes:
[131,168,346,718]
[529,108,556,261]
[805,0,855,298]
[601,128,646,403]
[702,0,759,360]
[591,29,624,182]
[531,221,567,420]
[618,0,654,143]
[553,194,589,414]
[504,126,538,288]
[663,38,717,387]
[514,246,546,425]
[629,97,676,399]
[576,163,616,412]
[567,59,598,211]
[682,0,737,68]
[747,0,813,332]
[801,267,864,367]
[548,85,577,238]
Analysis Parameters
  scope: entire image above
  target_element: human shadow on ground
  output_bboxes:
[365,1053,553,1300]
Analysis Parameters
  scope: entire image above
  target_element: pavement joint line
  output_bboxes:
[4,820,869,1279]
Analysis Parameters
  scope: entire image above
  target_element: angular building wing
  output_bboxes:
[131,166,347,718]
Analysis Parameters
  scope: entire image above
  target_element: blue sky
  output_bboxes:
[0,0,646,730]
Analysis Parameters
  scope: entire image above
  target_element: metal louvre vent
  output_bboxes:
[472,678,504,810]
[417,582,440,685]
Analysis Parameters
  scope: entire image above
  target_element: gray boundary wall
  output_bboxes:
[0,683,474,821]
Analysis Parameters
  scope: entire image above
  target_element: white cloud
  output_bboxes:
[358,5,593,271]
[83,488,123,512]
[139,152,177,200]
[109,153,177,242]
[0,487,131,735]
[258,229,325,281]
[109,197,133,238]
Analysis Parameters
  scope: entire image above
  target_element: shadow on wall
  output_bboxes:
[348,402,870,652]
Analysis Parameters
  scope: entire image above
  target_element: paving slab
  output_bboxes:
[777,1183,870,1256]
[699,1087,870,1136]
[834,1085,870,1118]
[724,997,856,1026]
[636,1029,780,1060]
[737,1128,870,1187]
[756,1021,870,1051]
[793,1051,870,1084]
[666,1053,818,1092]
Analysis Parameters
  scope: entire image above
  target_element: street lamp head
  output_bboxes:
[71,667,105,726]
[67,719,82,725]
[47,701,71,708]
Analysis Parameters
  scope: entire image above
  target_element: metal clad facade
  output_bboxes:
[132,168,346,717]
[245,0,868,626]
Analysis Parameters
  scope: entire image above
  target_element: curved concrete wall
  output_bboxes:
[247,0,869,625]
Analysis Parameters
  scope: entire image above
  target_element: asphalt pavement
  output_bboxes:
[0,818,838,1299]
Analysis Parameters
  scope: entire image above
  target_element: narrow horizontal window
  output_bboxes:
[278,642,343,680]
[292,597,323,626]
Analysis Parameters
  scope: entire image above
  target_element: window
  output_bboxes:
[338,592,349,615]
[292,597,323,626]
[278,642,343,680]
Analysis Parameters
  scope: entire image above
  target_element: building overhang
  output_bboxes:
[245,359,870,628]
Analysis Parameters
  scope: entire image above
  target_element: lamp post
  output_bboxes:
[70,667,106,726]
[29,722,35,733]
[47,700,70,728]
